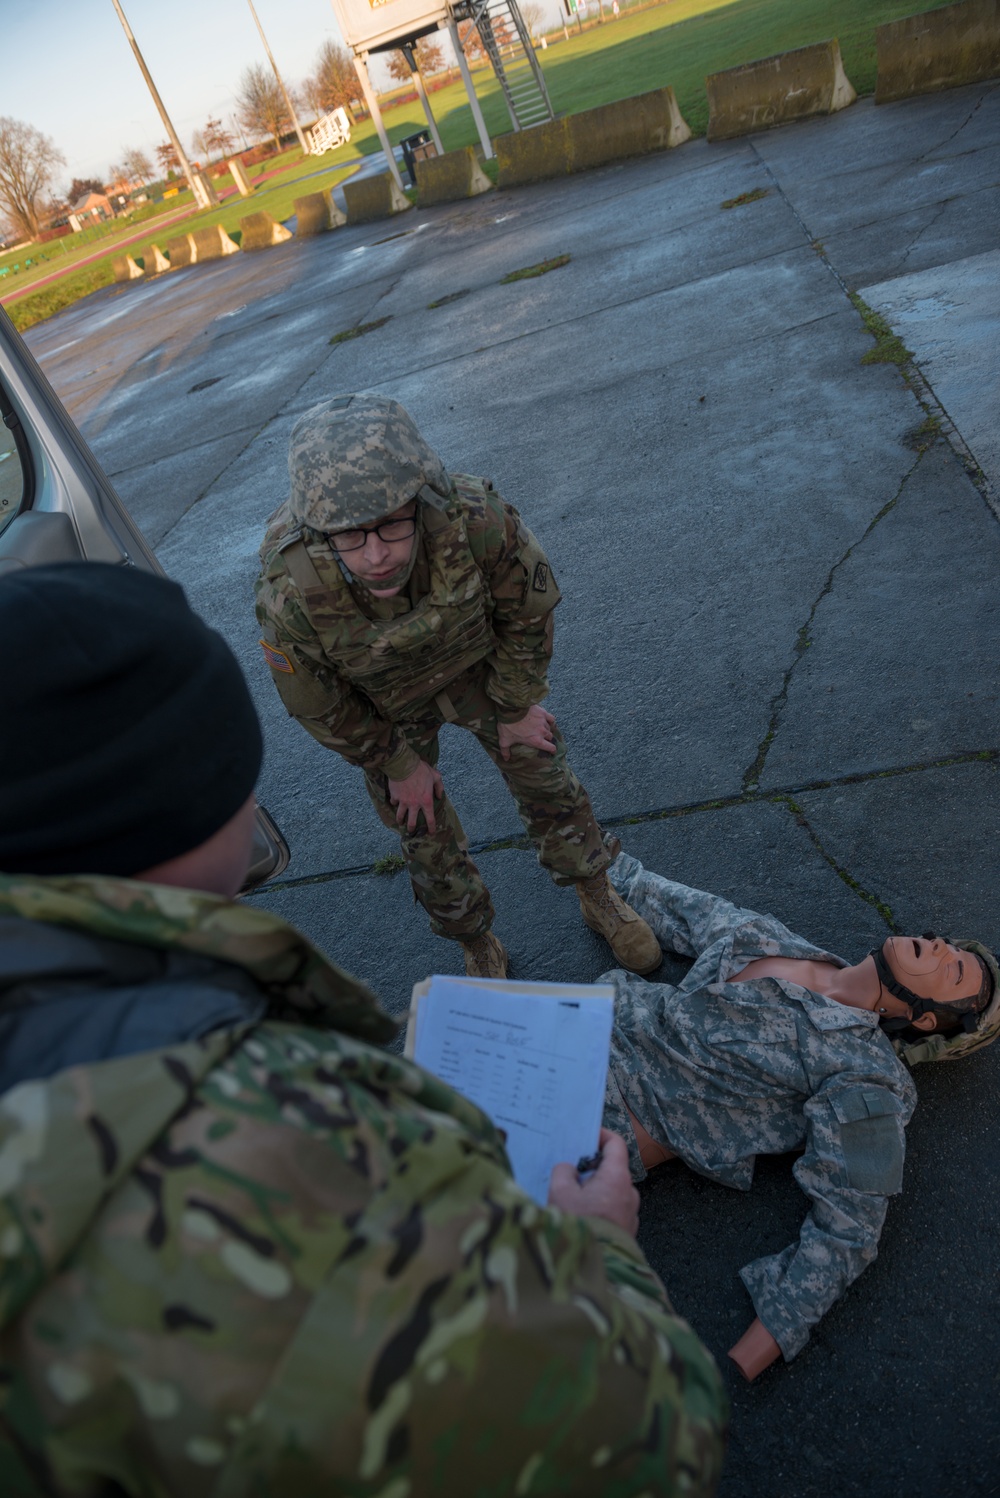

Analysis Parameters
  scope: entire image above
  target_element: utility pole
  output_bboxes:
[245,0,310,155]
[109,0,218,209]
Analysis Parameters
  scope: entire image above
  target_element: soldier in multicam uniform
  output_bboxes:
[0,563,727,1497]
[254,394,661,980]
[600,852,1000,1382]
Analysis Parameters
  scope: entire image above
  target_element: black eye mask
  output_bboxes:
[870,934,983,1036]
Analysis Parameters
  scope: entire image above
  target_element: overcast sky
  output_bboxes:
[6,0,566,189]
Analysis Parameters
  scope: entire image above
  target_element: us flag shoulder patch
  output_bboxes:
[260,639,295,674]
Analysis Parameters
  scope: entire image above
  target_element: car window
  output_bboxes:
[0,402,26,540]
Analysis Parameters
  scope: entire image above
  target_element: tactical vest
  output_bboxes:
[276,483,498,720]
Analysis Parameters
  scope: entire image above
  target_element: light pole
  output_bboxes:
[109,0,218,208]
[245,0,310,154]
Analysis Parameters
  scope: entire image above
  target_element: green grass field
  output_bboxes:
[2,0,957,331]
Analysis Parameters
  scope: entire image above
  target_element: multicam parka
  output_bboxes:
[255,478,561,783]
[603,854,919,1362]
[0,873,727,1497]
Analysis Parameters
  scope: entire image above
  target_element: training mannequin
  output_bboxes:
[601,855,999,1382]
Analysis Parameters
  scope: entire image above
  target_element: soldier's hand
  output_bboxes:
[498,705,557,760]
[388,761,444,835]
[547,1129,640,1238]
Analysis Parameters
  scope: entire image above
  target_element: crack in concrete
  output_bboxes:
[740,449,924,793]
[247,747,997,895]
[919,89,991,161]
[774,795,899,930]
[896,198,950,270]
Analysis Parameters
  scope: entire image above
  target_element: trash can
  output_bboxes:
[400,131,438,186]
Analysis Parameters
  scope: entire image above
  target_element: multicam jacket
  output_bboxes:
[0,873,727,1497]
[255,478,561,782]
[603,854,919,1362]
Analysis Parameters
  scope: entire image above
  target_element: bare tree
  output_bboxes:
[121,146,153,185]
[520,2,545,37]
[415,37,444,74]
[386,37,445,82]
[0,117,65,240]
[235,62,293,153]
[304,39,356,118]
[457,21,486,61]
[154,140,181,176]
[203,117,235,160]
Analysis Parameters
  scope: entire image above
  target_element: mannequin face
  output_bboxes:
[883,935,982,1004]
[871,935,984,1032]
[331,500,418,597]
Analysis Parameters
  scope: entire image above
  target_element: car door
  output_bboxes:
[0,304,289,887]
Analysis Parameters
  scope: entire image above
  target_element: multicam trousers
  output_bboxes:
[364,670,614,939]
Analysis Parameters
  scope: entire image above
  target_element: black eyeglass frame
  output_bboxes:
[330,515,418,552]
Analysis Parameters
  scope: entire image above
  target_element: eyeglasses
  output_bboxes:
[331,515,417,552]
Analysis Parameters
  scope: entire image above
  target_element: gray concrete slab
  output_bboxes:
[110,430,254,548]
[24,80,1000,1495]
[796,759,1000,943]
[761,443,1000,790]
[816,180,1000,290]
[863,249,1000,493]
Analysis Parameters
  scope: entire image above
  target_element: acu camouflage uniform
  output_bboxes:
[0,872,727,1497]
[602,854,921,1363]
[254,397,612,939]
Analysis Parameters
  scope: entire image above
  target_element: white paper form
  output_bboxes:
[412,976,614,1205]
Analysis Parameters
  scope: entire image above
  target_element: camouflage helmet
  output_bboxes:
[890,940,1000,1066]
[287,394,453,531]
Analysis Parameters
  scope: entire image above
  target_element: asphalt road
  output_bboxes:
[27,81,1000,1497]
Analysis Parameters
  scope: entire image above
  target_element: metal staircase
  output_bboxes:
[450,0,554,131]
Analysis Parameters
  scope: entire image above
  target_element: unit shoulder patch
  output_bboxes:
[532,561,549,593]
[260,639,295,674]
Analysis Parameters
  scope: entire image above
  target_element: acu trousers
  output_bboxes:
[363,671,613,940]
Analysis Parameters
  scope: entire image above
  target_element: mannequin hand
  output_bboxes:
[548,1129,640,1237]
[388,761,444,834]
[498,705,557,760]
[728,1318,782,1382]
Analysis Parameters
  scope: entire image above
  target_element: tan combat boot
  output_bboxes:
[576,871,661,975]
[460,930,509,979]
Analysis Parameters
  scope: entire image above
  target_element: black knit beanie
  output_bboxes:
[0,562,263,876]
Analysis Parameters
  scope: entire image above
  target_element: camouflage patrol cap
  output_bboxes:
[287,394,453,531]
[891,940,1000,1065]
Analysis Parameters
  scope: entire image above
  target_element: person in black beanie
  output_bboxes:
[0,561,262,887]
[0,562,727,1498]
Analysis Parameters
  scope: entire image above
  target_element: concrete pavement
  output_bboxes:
[26,80,1000,1497]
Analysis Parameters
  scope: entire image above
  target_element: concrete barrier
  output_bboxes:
[495,118,569,189]
[876,0,1000,103]
[294,190,346,235]
[415,146,494,205]
[568,87,692,170]
[111,254,144,283]
[227,157,254,197]
[706,39,857,142]
[496,88,692,189]
[239,211,293,251]
[192,224,239,260]
[144,244,170,275]
[343,172,413,225]
[165,233,198,268]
